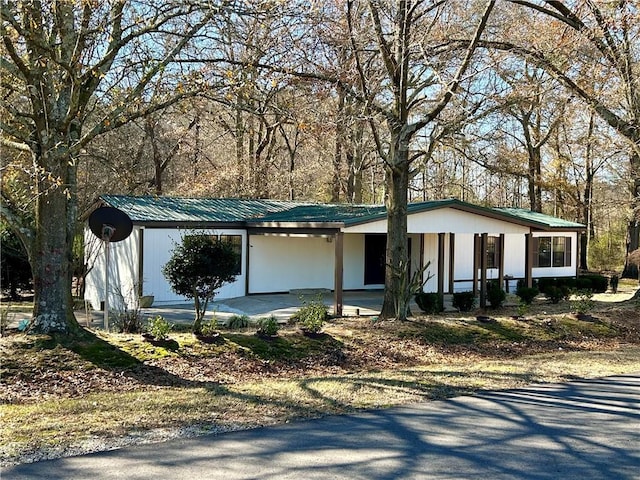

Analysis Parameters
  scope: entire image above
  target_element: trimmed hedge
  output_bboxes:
[415,292,444,314]
[537,275,608,294]
[452,291,476,312]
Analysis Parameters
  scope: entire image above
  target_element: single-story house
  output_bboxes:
[84,195,585,314]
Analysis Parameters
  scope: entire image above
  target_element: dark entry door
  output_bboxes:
[364,234,386,285]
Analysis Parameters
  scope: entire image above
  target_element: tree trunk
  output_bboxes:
[380,130,410,320]
[622,152,640,279]
[29,149,81,335]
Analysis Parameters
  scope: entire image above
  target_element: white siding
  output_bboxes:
[343,234,365,290]
[84,226,140,311]
[344,207,531,234]
[142,228,247,305]
[248,235,334,293]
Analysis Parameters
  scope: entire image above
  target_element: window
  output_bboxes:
[486,236,500,269]
[220,234,242,275]
[534,236,571,268]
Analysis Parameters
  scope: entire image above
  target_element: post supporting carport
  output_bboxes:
[480,233,488,308]
[525,233,533,288]
[334,231,344,317]
[437,233,446,299]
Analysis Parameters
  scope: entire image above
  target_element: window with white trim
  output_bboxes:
[533,236,572,268]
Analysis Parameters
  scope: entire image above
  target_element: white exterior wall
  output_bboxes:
[142,228,248,305]
[248,232,421,293]
[248,235,335,293]
[420,231,578,293]
[344,207,531,234]
[85,227,248,309]
[84,226,141,311]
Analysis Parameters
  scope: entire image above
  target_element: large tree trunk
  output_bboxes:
[380,130,410,320]
[29,148,81,335]
[622,152,640,279]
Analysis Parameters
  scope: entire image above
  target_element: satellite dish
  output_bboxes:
[89,207,133,242]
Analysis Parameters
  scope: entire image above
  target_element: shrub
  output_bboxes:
[546,286,565,304]
[571,289,594,314]
[113,309,144,333]
[581,274,608,293]
[292,295,328,333]
[163,234,239,334]
[516,286,539,305]
[452,291,476,312]
[257,315,279,336]
[486,281,506,308]
[200,318,219,336]
[146,315,172,340]
[226,314,249,330]
[414,292,443,314]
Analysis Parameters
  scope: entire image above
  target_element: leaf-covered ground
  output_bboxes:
[1,288,639,466]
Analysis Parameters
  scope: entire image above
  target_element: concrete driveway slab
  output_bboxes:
[4,374,639,479]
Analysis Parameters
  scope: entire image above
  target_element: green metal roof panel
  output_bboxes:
[251,203,386,224]
[493,207,585,229]
[100,195,298,223]
[98,195,584,230]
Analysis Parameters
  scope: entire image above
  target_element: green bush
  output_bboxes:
[200,318,219,336]
[257,315,279,336]
[452,291,476,312]
[146,315,173,340]
[226,314,249,330]
[486,280,506,308]
[581,274,608,293]
[415,292,444,314]
[571,289,594,314]
[546,286,565,304]
[292,295,328,333]
[537,277,577,294]
[486,283,506,309]
[516,286,539,305]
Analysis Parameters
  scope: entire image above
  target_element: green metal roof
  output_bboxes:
[97,195,584,231]
[99,195,299,223]
[251,203,385,225]
[493,207,585,229]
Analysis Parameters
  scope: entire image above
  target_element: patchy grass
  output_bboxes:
[1,292,639,466]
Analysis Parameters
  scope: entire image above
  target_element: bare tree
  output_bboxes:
[491,1,640,277]
[0,1,220,334]
[342,0,495,320]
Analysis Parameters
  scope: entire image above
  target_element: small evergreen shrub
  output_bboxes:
[200,318,219,336]
[516,286,539,305]
[487,284,506,309]
[146,315,172,340]
[582,274,608,293]
[226,314,249,330]
[415,292,444,314]
[292,295,328,333]
[546,286,565,304]
[571,289,594,314]
[257,315,279,336]
[452,291,476,312]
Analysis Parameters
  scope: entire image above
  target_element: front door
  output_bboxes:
[364,234,386,285]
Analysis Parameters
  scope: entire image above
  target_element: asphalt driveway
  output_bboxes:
[4,373,639,479]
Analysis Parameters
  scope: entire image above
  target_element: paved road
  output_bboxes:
[4,374,639,480]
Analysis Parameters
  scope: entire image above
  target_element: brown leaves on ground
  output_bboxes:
[1,296,638,405]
